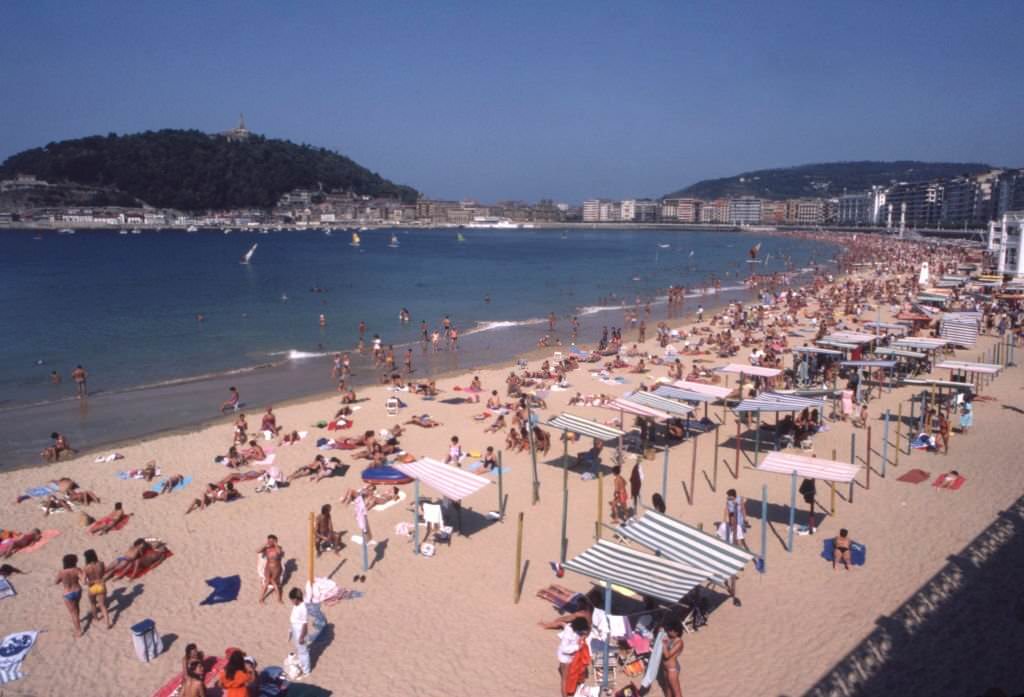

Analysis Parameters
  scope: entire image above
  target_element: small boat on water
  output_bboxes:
[240,243,258,264]
[223,228,232,235]
[388,233,400,248]
[456,232,466,243]
[130,228,142,235]
[58,228,75,235]
[350,232,361,247]
[658,243,671,249]
[119,229,129,235]
[186,225,198,233]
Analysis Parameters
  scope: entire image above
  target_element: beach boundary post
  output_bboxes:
[307,512,315,584]
[866,426,872,489]
[559,438,569,565]
[849,433,856,503]
[712,425,719,493]
[528,408,540,504]
[895,403,902,466]
[734,420,741,479]
[760,484,768,570]
[881,410,890,477]
[688,438,697,505]
[497,450,504,521]
[361,523,369,572]
[601,581,613,691]
[909,396,916,452]
[514,512,524,604]
[753,411,761,465]
[661,442,669,505]
[413,479,421,556]
[830,448,837,514]
[595,470,603,542]
[787,470,797,552]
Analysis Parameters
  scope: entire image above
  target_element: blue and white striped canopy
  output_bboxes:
[733,391,824,413]
[839,360,897,369]
[618,511,754,586]
[626,391,694,417]
[545,412,624,440]
[654,385,718,404]
[563,539,713,603]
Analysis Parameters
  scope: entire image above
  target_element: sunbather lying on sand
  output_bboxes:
[158,475,185,494]
[104,538,168,580]
[0,529,41,558]
[289,455,328,481]
[41,494,75,515]
[91,502,127,535]
[485,414,506,433]
[66,487,101,505]
[405,414,441,427]
[242,440,266,461]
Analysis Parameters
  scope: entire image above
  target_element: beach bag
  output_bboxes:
[130,618,162,662]
[615,684,640,697]
[283,652,303,680]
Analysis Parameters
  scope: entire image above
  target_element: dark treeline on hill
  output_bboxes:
[0,129,418,210]
[667,161,993,200]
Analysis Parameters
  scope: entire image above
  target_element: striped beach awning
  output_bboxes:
[757,452,861,483]
[941,312,982,322]
[626,391,694,417]
[717,363,781,378]
[895,337,949,350]
[546,412,625,440]
[618,511,754,586]
[822,332,878,345]
[840,360,897,369]
[862,322,910,334]
[903,378,976,390]
[654,385,717,404]
[874,346,927,359]
[935,360,1001,375]
[939,320,978,347]
[793,346,843,356]
[563,539,713,603]
[394,457,491,501]
[601,398,671,421]
[733,392,824,413]
[673,380,734,399]
[815,340,858,350]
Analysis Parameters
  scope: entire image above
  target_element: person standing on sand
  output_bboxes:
[72,364,87,398]
[288,587,311,676]
[610,466,628,523]
[56,553,84,638]
[404,348,414,374]
[660,619,685,697]
[82,549,111,630]
[638,319,646,343]
[257,534,284,604]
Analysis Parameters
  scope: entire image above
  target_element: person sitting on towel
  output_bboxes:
[242,440,266,462]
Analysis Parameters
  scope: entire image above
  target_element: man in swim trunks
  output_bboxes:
[56,553,84,637]
[315,504,343,556]
[610,466,628,523]
[261,406,281,436]
[72,364,88,398]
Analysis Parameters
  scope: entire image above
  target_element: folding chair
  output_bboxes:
[422,503,453,546]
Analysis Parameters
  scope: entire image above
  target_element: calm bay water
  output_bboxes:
[0,227,836,467]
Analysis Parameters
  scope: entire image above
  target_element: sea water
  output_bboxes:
[0,227,836,467]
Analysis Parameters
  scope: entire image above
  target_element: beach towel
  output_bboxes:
[149,476,192,494]
[821,538,867,566]
[117,468,161,480]
[640,630,666,688]
[932,473,966,491]
[897,469,931,484]
[251,453,276,467]
[93,452,124,463]
[199,575,241,605]
[23,483,58,499]
[0,579,14,601]
[911,433,935,450]
[0,631,38,684]
[89,513,132,535]
[113,548,173,580]
[0,530,59,557]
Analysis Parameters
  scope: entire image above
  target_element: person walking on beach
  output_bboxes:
[220,386,240,413]
[72,364,88,398]
[610,466,628,523]
[723,489,750,550]
[799,478,817,534]
[288,587,312,676]
[638,319,646,343]
[404,348,414,374]
[56,553,84,638]
[82,549,111,630]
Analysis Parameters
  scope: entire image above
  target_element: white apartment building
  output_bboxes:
[988,211,1024,278]
[728,197,762,224]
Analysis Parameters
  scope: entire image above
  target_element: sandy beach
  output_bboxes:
[2,234,1022,697]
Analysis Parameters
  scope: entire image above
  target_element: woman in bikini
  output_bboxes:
[242,440,266,462]
[660,619,684,697]
[82,549,112,629]
[257,534,285,604]
[55,553,84,638]
[833,528,852,571]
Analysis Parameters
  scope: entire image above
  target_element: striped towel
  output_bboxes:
[0,631,38,684]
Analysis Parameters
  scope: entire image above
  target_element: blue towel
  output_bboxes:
[25,484,58,498]
[150,476,192,493]
[199,575,241,605]
[641,630,665,688]
[821,538,866,566]
[490,466,511,475]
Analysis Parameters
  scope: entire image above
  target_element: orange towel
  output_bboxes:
[563,641,591,696]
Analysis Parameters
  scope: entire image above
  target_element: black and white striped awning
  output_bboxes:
[733,392,825,413]
[545,412,625,441]
[618,511,754,586]
[563,539,713,603]
[626,391,695,417]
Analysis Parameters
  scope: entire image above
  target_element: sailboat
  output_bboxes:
[456,232,466,243]
[240,243,258,264]
[388,233,400,248]
[746,242,762,263]
[657,243,671,249]
[350,232,361,247]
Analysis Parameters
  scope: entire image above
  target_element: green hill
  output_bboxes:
[666,161,993,200]
[0,129,418,211]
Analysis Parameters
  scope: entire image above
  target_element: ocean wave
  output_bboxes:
[577,304,624,316]
[461,318,548,336]
[269,349,332,360]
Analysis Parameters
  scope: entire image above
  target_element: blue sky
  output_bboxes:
[1,1,1022,202]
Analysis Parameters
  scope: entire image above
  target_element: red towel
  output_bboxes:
[932,474,966,490]
[897,469,930,484]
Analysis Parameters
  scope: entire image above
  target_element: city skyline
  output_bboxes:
[2,1,1023,202]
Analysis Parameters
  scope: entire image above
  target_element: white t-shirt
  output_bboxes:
[290,602,308,641]
[556,624,580,664]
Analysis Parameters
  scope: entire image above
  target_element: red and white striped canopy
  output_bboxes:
[600,397,672,421]
[672,380,734,399]
[757,452,860,483]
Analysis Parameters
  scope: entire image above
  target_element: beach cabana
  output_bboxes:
[792,346,843,385]
[732,392,825,458]
[717,363,781,379]
[939,312,981,348]
[756,452,862,551]
[861,321,910,336]
[545,413,625,563]
[840,359,897,400]
[617,510,754,586]
[394,457,492,556]
[934,360,1001,375]
[562,539,715,691]
[671,380,734,400]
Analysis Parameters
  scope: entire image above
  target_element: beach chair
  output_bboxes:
[422,503,453,546]
[385,396,400,416]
